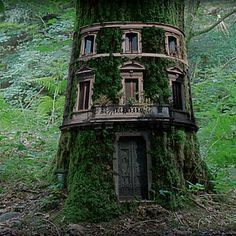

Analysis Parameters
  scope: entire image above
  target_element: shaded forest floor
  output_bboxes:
[0,179,236,235]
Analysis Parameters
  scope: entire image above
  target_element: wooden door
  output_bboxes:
[118,136,148,200]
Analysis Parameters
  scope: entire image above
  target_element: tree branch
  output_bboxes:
[221,56,236,70]
[188,8,236,40]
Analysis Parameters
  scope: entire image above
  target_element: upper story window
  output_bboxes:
[168,36,177,56]
[81,34,96,56]
[119,61,145,104]
[166,33,180,58]
[167,67,184,110]
[123,31,141,54]
[75,66,94,111]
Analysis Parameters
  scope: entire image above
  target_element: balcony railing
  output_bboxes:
[60,104,195,129]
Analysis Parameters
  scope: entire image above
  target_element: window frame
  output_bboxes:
[172,80,183,110]
[167,70,185,111]
[80,33,97,56]
[121,72,143,105]
[122,30,142,54]
[165,32,181,58]
[74,68,95,112]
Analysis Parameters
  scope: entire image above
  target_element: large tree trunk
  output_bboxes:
[54,0,212,223]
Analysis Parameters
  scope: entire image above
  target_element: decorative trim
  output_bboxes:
[76,65,94,76]
[77,53,188,66]
[119,61,145,71]
[80,22,184,37]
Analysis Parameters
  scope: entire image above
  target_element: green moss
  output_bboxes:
[96,28,122,54]
[63,129,122,222]
[141,58,170,103]
[142,27,166,53]
[86,56,122,103]
[150,128,211,208]
[77,0,184,29]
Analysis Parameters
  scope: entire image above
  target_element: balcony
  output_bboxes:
[61,105,195,129]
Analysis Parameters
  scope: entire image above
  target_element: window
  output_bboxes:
[82,35,95,55]
[75,67,94,112]
[78,80,91,110]
[166,34,179,57]
[123,31,141,53]
[168,36,177,56]
[172,81,183,110]
[125,33,138,52]
[124,78,139,103]
[120,61,145,105]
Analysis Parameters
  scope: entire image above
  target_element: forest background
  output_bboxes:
[0,0,235,235]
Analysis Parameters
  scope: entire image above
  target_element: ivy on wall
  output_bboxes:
[96,28,122,54]
[142,27,166,54]
[87,56,122,103]
[141,58,170,104]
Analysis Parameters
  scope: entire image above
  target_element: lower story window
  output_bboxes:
[172,81,183,110]
[78,80,91,110]
[125,78,139,103]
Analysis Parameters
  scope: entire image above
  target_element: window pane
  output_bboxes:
[172,81,182,110]
[125,79,138,102]
[79,81,90,110]
[168,36,177,55]
[125,33,138,52]
[84,81,90,109]
[125,35,130,52]
[84,36,94,54]
[131,34,138,51]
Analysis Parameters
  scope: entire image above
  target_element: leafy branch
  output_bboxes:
[186,8,236,44]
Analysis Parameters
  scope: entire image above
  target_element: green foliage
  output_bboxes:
[96,27,122,54]
[86,56,122,103]
[142,58,170,103]
[0,0,73,194]
[0,0,4,13]
[190,17,236,192]
[142,27,165,53]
